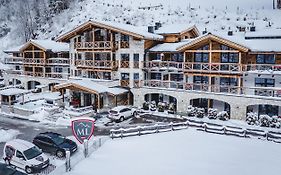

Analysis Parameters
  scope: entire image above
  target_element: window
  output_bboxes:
[256,54,275,64]
[134,73,139,80]
[220,77,238,86]
[221,45,234,50]
[258,105,279,117]
[16,151,25,160]
[151,73,161,80]
[133,54,139,62]
[194,53,209,62]
[121,34,130,41]
[255,78,275,87]
[121,54,130,61]
[54,67,63,73]
[221,53,238,63]
[121,73,130,80]
[193,76,209,84]
[170,74,183,82]
[172,53,183,62]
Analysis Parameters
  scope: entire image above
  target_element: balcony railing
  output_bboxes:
[5,57,23,64]
[120,41,129,49]
[120,61,130,68]
[75,60,118,70]
[184,62,242,73]
[142,80,281,98]
[143,61,183,71]
[243,64,281,72]
[23,58,46,65]
[75,41,118,50]
[45,73,69,79]
[120,80,130,87]
[24,72,44,77]
[46,58,69,65]
[133,80,141,88]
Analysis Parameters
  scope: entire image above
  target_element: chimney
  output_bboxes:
[250,26,256,32]
[148,26,154,33]
[228,30,233,36]
[155,22,162,30]
[202,28,207,34]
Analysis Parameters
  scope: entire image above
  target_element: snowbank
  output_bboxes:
[0,129,20,143]
[66,129,281,175]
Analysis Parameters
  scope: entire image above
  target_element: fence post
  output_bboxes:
[155,124,159,133]
[121,129,124,139]
[99,138,102,147]
[170,122,174,131]
[138,126,141,136]
[243,129,247,138]
[203,123,207,132]
[83,139,89,158]
[265,132,269,141]
[223,126,226,135]
[110,130,114,139]
[65,150,71,172]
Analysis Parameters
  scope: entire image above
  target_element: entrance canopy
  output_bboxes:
[54,79,128,96]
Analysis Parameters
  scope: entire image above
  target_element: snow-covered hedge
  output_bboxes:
[246,113,281,128]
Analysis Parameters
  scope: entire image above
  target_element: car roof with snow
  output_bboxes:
[111,106,130,111]
[5,139,35,152]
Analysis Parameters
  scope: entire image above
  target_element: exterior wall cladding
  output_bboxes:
[3,20,281,120]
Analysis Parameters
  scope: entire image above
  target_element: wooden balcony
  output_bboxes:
[75,41,118,50]
[120,80,130,87]
[45,73,69,79]
[120,61,130,68]
[46,58,69,66]
[184,63,242,74]
[23,58,45,65]
[143,61,183,71]
[120,41,130,49]
[5,57,23,64]
[24,71,44,77]
[243,64,281,72]
[133,80,141,88]
[142,80,281,98]
[75,60,118,70]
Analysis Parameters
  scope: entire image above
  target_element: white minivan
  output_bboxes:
[3,139,50,174]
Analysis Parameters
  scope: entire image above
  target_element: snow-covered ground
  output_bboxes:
[65,128,281,175]
[0,129,19,143]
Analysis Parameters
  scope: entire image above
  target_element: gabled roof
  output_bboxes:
[155,24,200,36]
[19,40,69,53]
[3,44,24,53]
[177,33,249,52]
[149,40,193,52]
[56,20,164,42]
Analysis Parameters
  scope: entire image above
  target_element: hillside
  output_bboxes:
[0,0,281,59]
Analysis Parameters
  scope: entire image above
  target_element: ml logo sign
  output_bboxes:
[71,119,95,144]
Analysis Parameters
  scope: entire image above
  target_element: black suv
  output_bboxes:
[0,163,27,175]
[33,132,78,158]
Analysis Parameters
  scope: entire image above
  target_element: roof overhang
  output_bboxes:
[19,41,47,52]
[177,33,249,52]
[56,20,162,42]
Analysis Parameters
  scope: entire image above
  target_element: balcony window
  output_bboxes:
[134,73,139,80]
[121,73,130,80]
[133,54,139,61]
[170,74,183,82]
[151,73,161,80]
[193,76,208,84]
[121,54,130,61]
[220,77,238,86]
[255,78,275,87]
[256,54,275,64]
[54,67,63,73]
[221,45,234,50]
[172,53,183,62]
[194,53,209,62]
[221,53,238,63]
[121,34,130,41]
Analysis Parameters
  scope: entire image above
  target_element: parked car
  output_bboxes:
[0,163,27,175]
[3,139,49,174]
[108,106,137,122]
[33,132,78,158]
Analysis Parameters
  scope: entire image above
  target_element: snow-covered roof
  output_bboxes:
[57,20,164,41]
[3,44,24,53]
[20,40,69,53]
[155,24,198,35]
[214,32,281,52]
[0,88,28,96]
[0,62,10,70]
[55,79,128,95]
[245,29,281,39]
[149,40,193,52]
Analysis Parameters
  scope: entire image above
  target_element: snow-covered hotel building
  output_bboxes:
[3,20,281,120]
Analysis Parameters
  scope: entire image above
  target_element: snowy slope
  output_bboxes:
[1,0,281,59]
[65,129,281,175]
